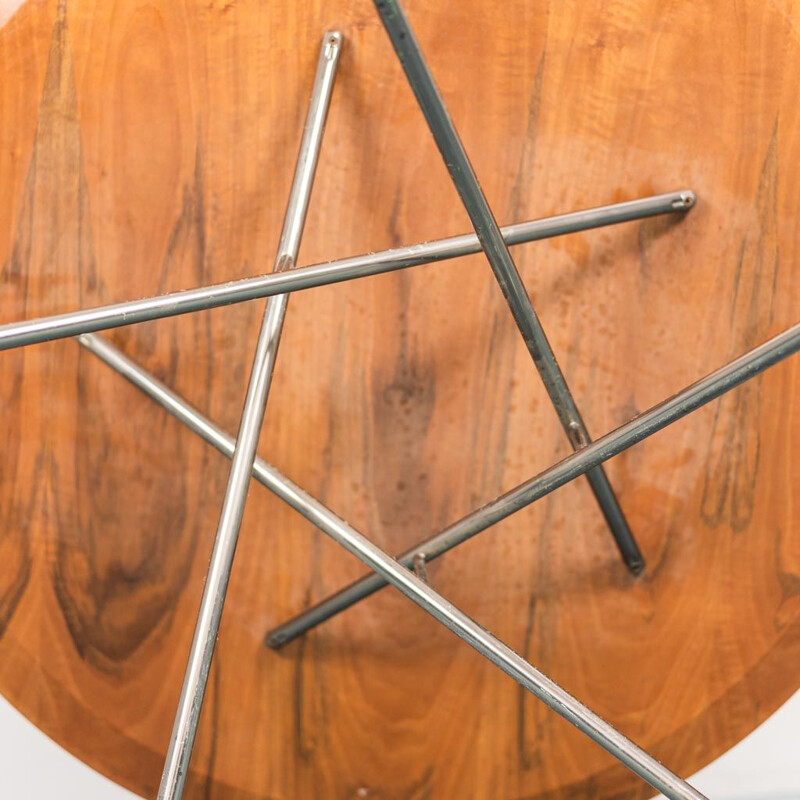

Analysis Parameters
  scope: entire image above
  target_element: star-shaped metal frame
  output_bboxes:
[1,2,799,799]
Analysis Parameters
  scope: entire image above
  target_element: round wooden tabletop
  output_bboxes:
[1,0,799,797]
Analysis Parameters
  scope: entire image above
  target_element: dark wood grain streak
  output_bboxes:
[0,151,35,639]
[701,122,780,533]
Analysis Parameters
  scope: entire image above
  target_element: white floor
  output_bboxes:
[0,695,139,799]
[0,0,26,33]
[0,691,798,798]
[656,689,800,799]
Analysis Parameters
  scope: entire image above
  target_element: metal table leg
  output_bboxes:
[156,31,342,800]
[372,0,644,572]
[0,191,693,351]
[264,321,800,644]
[79,331,720,800]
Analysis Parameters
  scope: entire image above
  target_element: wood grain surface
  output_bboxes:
[1,0,799,797]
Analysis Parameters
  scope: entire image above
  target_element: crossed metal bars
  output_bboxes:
[2,4,799,799]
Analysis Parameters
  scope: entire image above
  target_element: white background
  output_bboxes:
[0,691,798,798]
[0,0,25,31]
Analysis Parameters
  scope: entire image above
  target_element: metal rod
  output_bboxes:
[372,0,644,573]
[266,320,800,645]
[0,190,694,352]
[78,335,706,800]
[156,31,341,800]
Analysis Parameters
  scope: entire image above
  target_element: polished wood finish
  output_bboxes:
[1,0,799,797]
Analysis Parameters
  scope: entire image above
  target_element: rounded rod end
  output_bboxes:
[674,190,696,209]
[265,631,290,650]
[325,30,343,49]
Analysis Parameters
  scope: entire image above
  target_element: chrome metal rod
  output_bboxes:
[78,335,706,800]
[0,190,694,352]
[372,0,644,573]
[267,321,800,646]
[157,32,341,800]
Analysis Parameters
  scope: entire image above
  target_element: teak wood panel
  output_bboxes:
[1,0,799,798]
